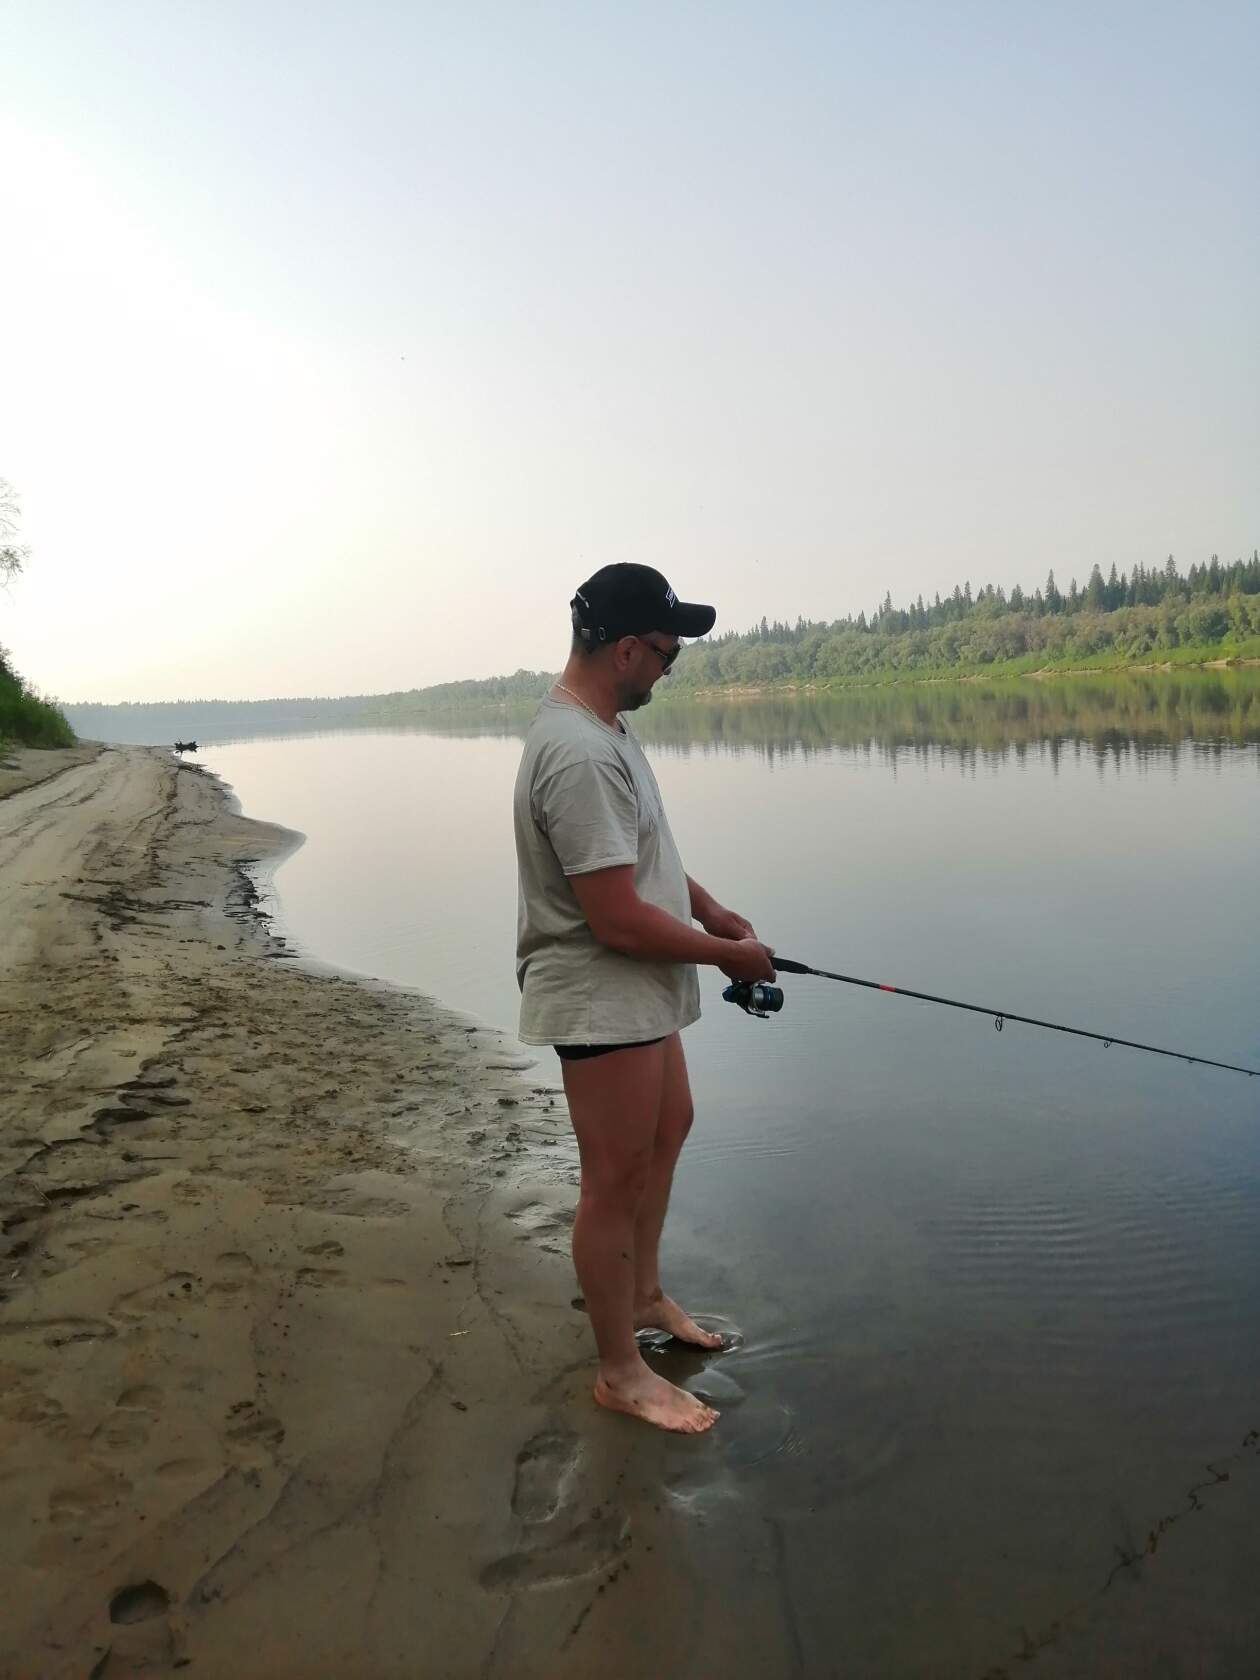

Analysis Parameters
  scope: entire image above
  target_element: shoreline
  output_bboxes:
[56,650,1260,739]
[0,745,788,1677]
[677,654,1260,702]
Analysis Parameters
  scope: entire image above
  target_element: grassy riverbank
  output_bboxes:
[363,638,1260,722]
[680,636,1260,697]
[0,656,75,748]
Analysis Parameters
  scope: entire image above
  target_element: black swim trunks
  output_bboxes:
[555,1037,665,1062]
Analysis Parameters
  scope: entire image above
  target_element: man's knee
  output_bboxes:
[657,1096,694,1153]
[580,1146,653,1209]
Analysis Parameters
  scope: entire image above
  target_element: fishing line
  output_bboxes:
[723,958,1259,1079]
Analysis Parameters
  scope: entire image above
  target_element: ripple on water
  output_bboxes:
[685,1367,746,1407]
[652,1323,929,1524]
[924,1159,1260,1365]
[684,1111,827,1166]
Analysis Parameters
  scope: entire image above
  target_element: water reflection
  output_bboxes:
[382,673,1260,769]
[638,672,1260,766]
[76,668,1260,767]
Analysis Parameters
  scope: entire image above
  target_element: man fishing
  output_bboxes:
[513,564,778,1433]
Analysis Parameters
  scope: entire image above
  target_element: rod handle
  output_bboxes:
[770,956,810,974]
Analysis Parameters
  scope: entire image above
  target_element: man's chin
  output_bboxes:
[622,689,653,712]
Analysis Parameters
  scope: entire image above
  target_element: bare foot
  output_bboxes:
[634,1291,724,1350]
[594,1361,719,1433]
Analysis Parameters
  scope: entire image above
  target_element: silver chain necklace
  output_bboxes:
[552,682,620,730]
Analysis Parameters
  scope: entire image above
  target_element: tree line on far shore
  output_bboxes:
[51,546,1260,744]
[356,550,1260,714]
[670,552,1260,689]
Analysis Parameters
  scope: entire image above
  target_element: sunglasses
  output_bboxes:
[633,636,681,673]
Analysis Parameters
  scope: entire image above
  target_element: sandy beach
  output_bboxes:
[0,743,803,1679]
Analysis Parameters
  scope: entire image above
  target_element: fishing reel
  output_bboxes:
[722,979,785,1019]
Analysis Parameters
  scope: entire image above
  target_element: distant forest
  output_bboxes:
[64,551,1260,742]
[359,550,1260,713]
[672,551,1260,689]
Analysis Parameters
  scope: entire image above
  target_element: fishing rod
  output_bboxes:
[722,958,1260,1080]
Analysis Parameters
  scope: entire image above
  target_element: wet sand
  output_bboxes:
[0,743,805,1678]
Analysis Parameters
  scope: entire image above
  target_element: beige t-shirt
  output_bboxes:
[513,695,701,1046]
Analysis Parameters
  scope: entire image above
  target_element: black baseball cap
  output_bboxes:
[571,564,717,644]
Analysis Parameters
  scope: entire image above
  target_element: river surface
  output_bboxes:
[198,674,1260,1677]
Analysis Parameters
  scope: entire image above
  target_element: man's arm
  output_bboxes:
[686,874,719,925]
[687,874,756,940]
[569,865,772,977]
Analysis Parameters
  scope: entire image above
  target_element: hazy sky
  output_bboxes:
[3,1,1256,703]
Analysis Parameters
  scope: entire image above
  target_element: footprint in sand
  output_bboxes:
[225,1400,285,1450]
[294,1266,345,1288]
[506,1201,574,1244]
[506,1200,575,1259]
[482,1426,629,1592]
[155,1457,208,1482]
[303,1188,410,1219]
[480,1512,630,1592]
[62,1235,116,1258]
[206,1251,257,1300]
[511,1428,580,1525]
[107,1205,168,1226]
[109,1580,170,1624]
[104,1580,179,1671]
[0,1316,117,1349]
[93,1411,152,1452]
[116,1384,162,1410]
[112,1272,199,1320]
[50,1470,131,1526]
[91,1383,164,1452]
[2,1389,70,1433]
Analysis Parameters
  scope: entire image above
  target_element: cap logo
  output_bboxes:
[665,587,677,608]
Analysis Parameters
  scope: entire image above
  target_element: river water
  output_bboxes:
[199,673,1260,1677]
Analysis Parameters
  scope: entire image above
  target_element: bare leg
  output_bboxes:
[561,1041,718,1433]
[632,1034,723,1350]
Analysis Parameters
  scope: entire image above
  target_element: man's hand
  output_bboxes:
[719,938,777,983]
[701,903,757,942]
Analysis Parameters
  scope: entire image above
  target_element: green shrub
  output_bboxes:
[0,654,75,748]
